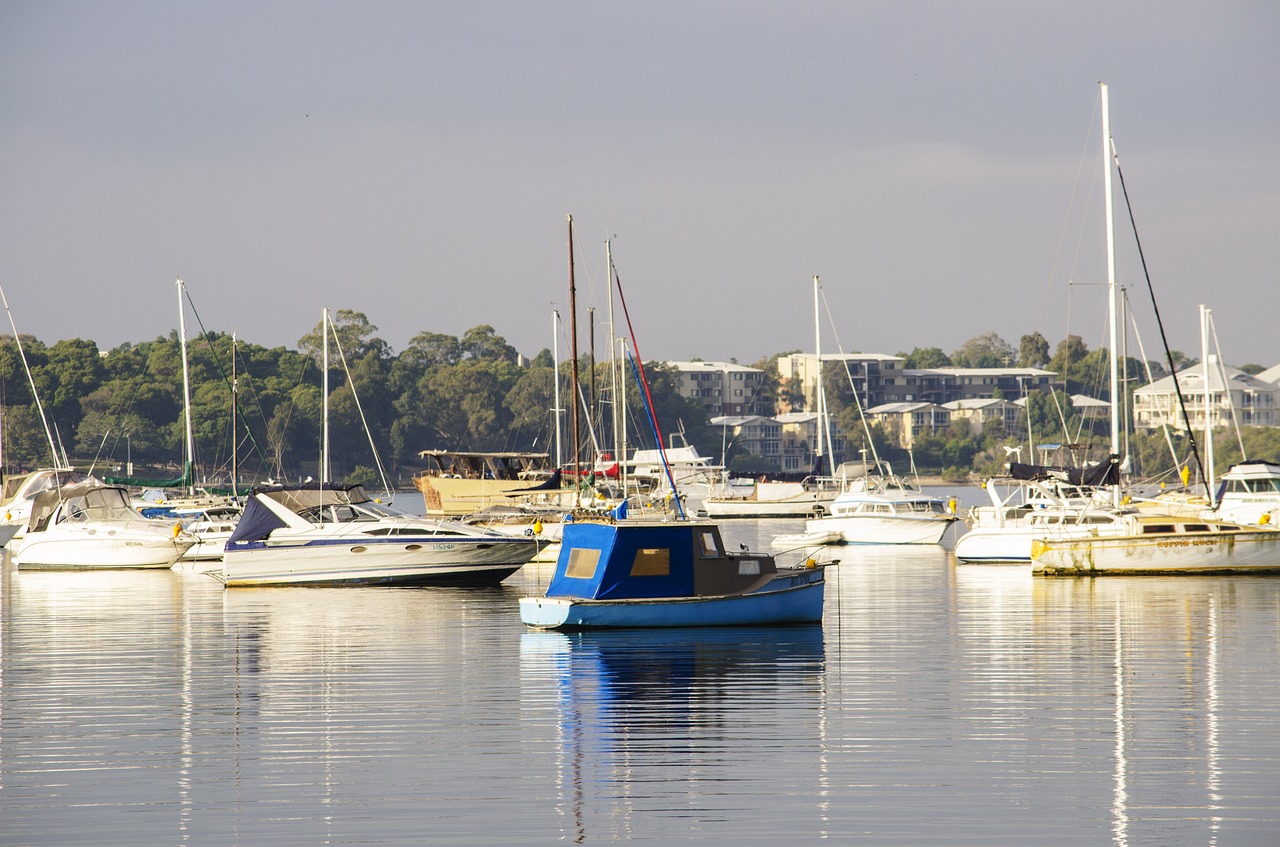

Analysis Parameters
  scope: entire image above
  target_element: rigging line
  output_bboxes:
[1111,137,1207,496]
[181,286,271,470]
[815,284,883,474]
[1042,96,1104,342]
[1207,310,1247,460]
[328,319,394,503]
[613,270,685,519]
[1124,288,1181,473]
[0,284,62,468]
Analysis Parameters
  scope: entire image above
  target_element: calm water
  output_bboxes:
[3,510,1279,845]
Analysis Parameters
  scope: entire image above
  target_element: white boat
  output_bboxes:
[702,475,842,518]
[804,474,958,545]
[220,482,547,586]
[1031,511,1280,575]
[174,503,242,567]
[1212,460,1280,526]
[0,468,94,547]
[11,479,196,569]
[954,466,1122,562]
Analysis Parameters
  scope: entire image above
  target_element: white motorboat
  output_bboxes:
[173,504,242,568]
[11,479,196,569]
[804,474,958,545]
[0,468,94,547]
[1212,460,1280,526]
[220,483,548,587]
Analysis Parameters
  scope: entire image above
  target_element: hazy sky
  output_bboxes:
[2,2,1277,369]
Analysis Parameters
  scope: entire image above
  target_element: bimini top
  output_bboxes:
[228,482,378,545]
[543,519,779,602]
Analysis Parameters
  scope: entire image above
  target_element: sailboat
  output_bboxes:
[702,277,842,519]
[220,309,547,587]
[1029,83,1280,575]
[798,276,958,544]
[520,225,826,629]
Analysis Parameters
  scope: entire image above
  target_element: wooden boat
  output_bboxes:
[519,516,826,630]
[1031,512,1280,575]
[412,450,575,516]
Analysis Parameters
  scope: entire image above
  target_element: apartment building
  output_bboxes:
[1132,359,1280,431]
[665,361,770,417]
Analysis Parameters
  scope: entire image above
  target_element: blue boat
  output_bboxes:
[519,516,826,630]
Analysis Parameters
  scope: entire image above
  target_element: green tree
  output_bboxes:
[1018,332,1050,368]
[951,332,1014,368]
[900,346,952,369]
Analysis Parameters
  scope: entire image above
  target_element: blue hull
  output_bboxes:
[519,572,825,630]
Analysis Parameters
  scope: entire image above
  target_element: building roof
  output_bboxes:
[1134,360,1276,395]
[942,398,1017,411]
[866,402,946,414]
[664,360,762,374]
[1255,363,1280,385]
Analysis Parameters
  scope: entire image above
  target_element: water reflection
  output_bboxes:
[520,626,826,843]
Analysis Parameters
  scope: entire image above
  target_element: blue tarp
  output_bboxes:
[545,521,699,601]
[226,495,289,544]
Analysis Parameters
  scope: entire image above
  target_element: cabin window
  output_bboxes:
[1183,524,1211,533]
[738,559,761,576]
[631,548,670,576]
[698,531,723,558]
[1142,524,1175,534]
[565,548,601,579]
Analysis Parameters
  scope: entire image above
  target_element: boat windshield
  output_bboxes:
[59,488,136,523]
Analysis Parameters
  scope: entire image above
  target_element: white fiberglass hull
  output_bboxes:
[702,494,836,519]
[804,514,955,545]
[221,534,546,586]
[13,525,194,570]
[1031,526,1280,575]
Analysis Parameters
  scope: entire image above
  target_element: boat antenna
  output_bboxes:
[0,283,61,469]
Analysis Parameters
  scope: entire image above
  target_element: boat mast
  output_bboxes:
[552,310,562,469]
[177,278,195,495]
[1201,304,1215,505]
[231,332,238,498]
[567,215,582,499]
[1101,81,1121,508]
[322,307,330,486]
[606,238,624,494]
[812,276,826,475]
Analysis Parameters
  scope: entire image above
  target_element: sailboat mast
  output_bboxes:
[552,310,562,468]
[605,239,624,493]
[1201,304,1215,504]
[1101,81,1122,507]
[231,332,238,498]
[177,279,195,495]
[567,215,582,492]
[812,276,826,473]
[322,307,330,486]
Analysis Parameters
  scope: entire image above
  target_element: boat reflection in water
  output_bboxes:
[519,625,826,843]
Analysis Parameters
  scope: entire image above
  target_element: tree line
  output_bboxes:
[1,318,1274,487]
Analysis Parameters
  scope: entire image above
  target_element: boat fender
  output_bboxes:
[947,497,957,515]
[172,522,182,538]
[533,519,543,534]
[1261,512,1272,526]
